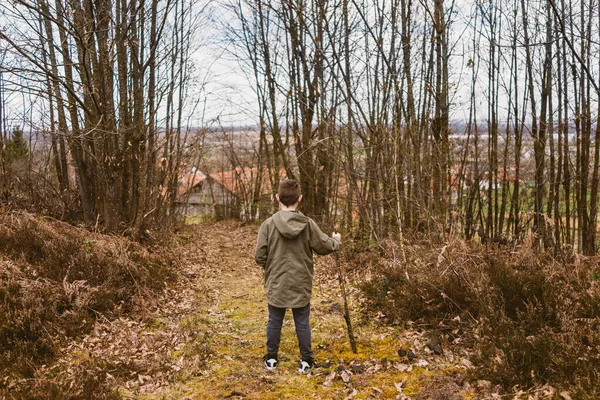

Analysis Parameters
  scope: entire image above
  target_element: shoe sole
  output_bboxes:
[264,360,277,371]
[298,361,313,374]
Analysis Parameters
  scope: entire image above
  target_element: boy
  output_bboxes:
[254,179,341,373]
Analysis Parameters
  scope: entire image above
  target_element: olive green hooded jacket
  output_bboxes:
[254,210,340,308]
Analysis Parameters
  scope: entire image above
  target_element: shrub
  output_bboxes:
[357,238,600,397]
[0,210,178,394]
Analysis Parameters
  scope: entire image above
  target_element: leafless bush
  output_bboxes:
[357,239,600,397]
[0,210,178,396]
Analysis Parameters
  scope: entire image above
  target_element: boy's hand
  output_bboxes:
[332,232,341,243]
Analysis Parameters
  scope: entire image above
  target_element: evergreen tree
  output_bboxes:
[5,128,29,163]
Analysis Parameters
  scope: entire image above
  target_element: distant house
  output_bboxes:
[212,167,286,219]
[175,168,236,219]
[176,166,284,220]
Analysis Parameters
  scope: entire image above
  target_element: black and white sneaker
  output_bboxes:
[263,354,278,371]
[298,358,314,374]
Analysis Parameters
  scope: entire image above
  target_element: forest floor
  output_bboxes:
[52,221,477,399]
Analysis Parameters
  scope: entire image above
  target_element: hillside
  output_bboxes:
[1,219,476,399]
[3,218,598,398]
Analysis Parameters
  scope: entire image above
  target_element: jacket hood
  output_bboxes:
[272,210,308,239]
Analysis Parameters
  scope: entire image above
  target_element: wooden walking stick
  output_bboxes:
[336,251,357,353]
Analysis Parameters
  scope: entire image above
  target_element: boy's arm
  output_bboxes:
[308,219,340,255]
[255,222,269,267]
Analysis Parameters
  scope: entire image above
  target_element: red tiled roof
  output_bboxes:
[179,170,206,196]
[210,167,285,198]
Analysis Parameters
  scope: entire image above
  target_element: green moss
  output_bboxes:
[105,222,473,399]
[145,315,168,331]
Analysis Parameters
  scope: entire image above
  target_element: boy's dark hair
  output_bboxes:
[278,179,301,206]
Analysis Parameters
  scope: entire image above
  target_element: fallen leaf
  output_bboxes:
[394,382,403,393]
[415,359,429,367]
[323,371,336,387]
[341,370,352,383]
[344,389,358,400]
[394,376,408,393]
[394,363,411,372]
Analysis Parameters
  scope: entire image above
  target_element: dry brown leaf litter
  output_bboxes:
[3,219,575,399]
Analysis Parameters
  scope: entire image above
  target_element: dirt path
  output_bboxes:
[53,222,474,399]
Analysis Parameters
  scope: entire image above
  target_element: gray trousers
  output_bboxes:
[266,303,312,360]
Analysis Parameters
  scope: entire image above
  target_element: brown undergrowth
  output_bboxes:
[11,217,578,398]
[356,234,600,398]
[5,220,479,399]
[0,210,179,398]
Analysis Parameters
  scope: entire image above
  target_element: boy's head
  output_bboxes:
[277,179,301,207]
